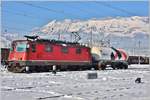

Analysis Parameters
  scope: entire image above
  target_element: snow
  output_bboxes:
[39,16,149,37]
[0,64,150,100]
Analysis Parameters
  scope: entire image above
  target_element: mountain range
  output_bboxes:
[1,16,149,56]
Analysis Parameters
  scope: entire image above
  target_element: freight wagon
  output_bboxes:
[127,56,149,64]
[1,48,10,65]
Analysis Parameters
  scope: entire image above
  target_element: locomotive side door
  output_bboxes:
[27,42,37,60]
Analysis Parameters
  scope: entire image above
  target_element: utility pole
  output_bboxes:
[71,32,81,42]
[108,39,110,47]
[138,40,141,65]
[90,27,93,48]
[58,33,61,40]
[132,38,135,56]
[58,29,61,40]
[70,34,73,42]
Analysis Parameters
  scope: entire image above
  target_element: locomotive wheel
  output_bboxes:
[124,65,128,69]
[7,66,25,73]
[15,66,25,73]
[7,66,14,72]
[98,62,106,70]
[111,63,116,70]
[101,64,106,70]
[122,63,128,69]
[112,66,116,70]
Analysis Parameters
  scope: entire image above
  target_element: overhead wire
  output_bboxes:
[19,2,81,19]
[2,9,44,33]
[2,1,102,34]
[2,1,82,33]
[93,1,137,16]
[2,25,32,32]
[2,11,38,33]
[2,9,47,21]
[64,3,103,17]
[2,1,138,35]
[2,18,40,27]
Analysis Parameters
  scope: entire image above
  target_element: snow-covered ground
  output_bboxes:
[0,64,150,100]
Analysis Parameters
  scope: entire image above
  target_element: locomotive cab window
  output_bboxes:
[10,47,14,51]
[10,43,15,51]
[61,46,68,53]
[31,44,36,52]
[16,42,27,52]
[45,44,53,52]
[76,48,81,54]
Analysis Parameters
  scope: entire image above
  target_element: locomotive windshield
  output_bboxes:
[16,42,27,52]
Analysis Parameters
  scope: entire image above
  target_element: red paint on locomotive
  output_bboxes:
[8,39,92,69]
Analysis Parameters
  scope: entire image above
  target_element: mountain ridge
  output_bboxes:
[1,16,149,56]
[35,16,149,38]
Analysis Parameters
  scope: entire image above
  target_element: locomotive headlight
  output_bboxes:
[27,44,30,48]
[62,44,67,46]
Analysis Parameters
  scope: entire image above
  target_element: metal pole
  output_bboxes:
[138,41,141,65]
[58,33,61,40]
[71,34,73,42]
[148,15,150,66]
[108,39,110,47]
[90,27,93,47]
[132,38,135,56]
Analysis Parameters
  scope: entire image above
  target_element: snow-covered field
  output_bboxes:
[0,65,150,100]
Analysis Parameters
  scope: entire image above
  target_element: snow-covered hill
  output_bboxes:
[38,16,149,38]
[1,33,23,48]
[1,16,149,55]
[1,33,17,48]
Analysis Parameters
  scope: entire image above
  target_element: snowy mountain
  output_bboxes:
[1,33,17,48]
[37,16,149,38]
[1,33,23,48]
[33,16,149,56]
[1,16,149,56]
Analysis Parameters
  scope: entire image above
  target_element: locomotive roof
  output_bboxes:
[12,39,79,45]
[12,39,89,48]
[37,39,91,48]
[36,39,88,47]
[36,39,79,45]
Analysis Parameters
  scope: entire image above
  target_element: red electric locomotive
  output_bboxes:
[7,35,129,73]
[7,36,92,72]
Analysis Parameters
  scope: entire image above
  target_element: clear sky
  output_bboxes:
[1,1,149,34]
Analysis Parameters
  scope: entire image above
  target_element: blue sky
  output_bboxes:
[1,1,149,34]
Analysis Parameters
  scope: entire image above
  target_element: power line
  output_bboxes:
[2,9,47,21]
[2,9,47,32]
[67,2,102,16]
[2,10,40,32]
[2,25,31,32]
[64,3,103,17]
[2,18,39,27]
[94,1,137,16]
[19,2,81,19]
